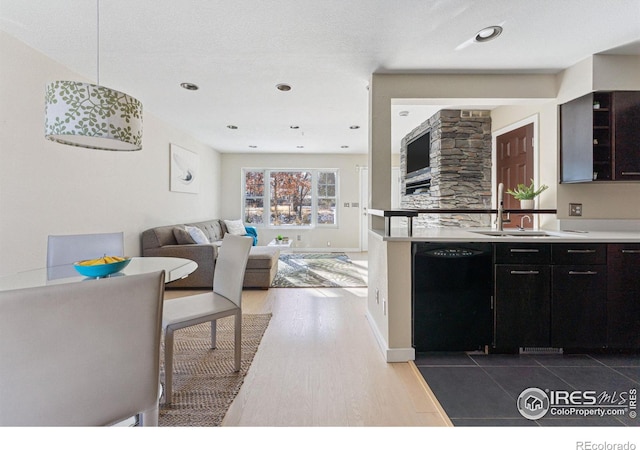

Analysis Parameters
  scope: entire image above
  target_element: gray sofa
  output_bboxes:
[141,219,280,289]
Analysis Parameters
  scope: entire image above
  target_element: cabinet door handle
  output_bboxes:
[510,270,540,275]
[621,249,640,254]
[621,172,640,176]
[567,249,596,253]
[568,270,598,275]
[510,249,539,253]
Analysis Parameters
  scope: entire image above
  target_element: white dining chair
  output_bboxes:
[0,270,166,426]
[47,232,124,266]
[161,233,253,405]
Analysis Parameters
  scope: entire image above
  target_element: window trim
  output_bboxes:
[242,168,339,229]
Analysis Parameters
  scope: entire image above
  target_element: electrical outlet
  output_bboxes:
[297,234,301,241]
[569,203,582,216]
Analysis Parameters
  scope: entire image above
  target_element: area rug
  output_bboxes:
[271,252,367,288]
[159,313,271,426]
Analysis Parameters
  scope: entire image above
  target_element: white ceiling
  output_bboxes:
[1,0,639,154]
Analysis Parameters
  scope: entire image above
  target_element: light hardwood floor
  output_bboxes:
[166,252,451,427]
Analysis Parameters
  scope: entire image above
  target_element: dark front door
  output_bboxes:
[496,123,534,229]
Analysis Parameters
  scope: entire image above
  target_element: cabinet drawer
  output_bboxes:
[552,243,607,265]
[552,265,607,291]
[495,243,551,264]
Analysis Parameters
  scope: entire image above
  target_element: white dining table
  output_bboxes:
[0,257,198,292]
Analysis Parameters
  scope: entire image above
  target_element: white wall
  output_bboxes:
[220,152,367,250]
[0,32,222,275]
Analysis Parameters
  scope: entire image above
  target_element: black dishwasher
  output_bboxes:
[412,242,493,352]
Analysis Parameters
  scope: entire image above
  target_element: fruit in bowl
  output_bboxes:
[73,255,131,278]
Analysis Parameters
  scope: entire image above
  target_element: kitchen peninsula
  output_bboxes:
[366,216,640,362]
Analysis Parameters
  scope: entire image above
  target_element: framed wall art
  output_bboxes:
[170,143,199,193]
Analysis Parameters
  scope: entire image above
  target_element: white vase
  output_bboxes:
[520,199,534,209]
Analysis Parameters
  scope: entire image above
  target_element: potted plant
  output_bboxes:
[506,179,548,209]
[276,234,284,243]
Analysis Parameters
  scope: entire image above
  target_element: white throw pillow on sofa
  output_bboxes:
[224,219,247,236]
[185,225,210,244]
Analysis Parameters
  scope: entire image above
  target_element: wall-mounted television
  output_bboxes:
[406,130,431,177]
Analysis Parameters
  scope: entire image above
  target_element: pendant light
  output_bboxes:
[44,0,143,151]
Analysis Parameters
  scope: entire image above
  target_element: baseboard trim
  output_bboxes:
[386,347,415,363]
[365,311,415,363]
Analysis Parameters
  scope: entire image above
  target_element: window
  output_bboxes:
[317,171,337,225]
[244,170,265,224]
[243,169,338,227]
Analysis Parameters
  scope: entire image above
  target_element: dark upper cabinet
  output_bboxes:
[560,90,640,183]
[613,92,640,180]
[560,92,598,182]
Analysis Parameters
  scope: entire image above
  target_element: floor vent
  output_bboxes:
[520,347,563,354]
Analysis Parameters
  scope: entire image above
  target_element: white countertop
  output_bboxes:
[378,227,640,243]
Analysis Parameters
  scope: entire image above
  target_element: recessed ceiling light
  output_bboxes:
[474,25,503,43]
[227,125,238,129]
[290,125,299,129]
[399,111,409,117]
[180,82,199,91]
[276,83,292,91]
[349,125,360,129]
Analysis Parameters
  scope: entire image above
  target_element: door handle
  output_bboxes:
[567,249,596,253]
[568,271,598,275]
[510,249,539,253]
[510,270,540,275]
[621,249,640,254]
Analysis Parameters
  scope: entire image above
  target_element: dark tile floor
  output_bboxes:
[415,352,640,426]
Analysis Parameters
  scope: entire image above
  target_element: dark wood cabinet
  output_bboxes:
[494,243,551,350]
[560,90,640,183]
[550,244,607,348]
[494,264,550,349]
[551,265,607,348]
[492,242,640,352]
[607,244,640,348]
[612,93,640,180]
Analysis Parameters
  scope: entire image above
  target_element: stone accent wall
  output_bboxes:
[401,110,492,228]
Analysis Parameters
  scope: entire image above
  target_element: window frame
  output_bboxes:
[242,168,339,229]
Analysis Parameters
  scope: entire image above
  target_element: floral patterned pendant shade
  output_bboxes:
[44,80,143,151]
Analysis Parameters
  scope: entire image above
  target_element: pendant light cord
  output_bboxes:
[96,0,100,86]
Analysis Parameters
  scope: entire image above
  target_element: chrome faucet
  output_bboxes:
[496,183,511,231]
[518,215,532,231]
